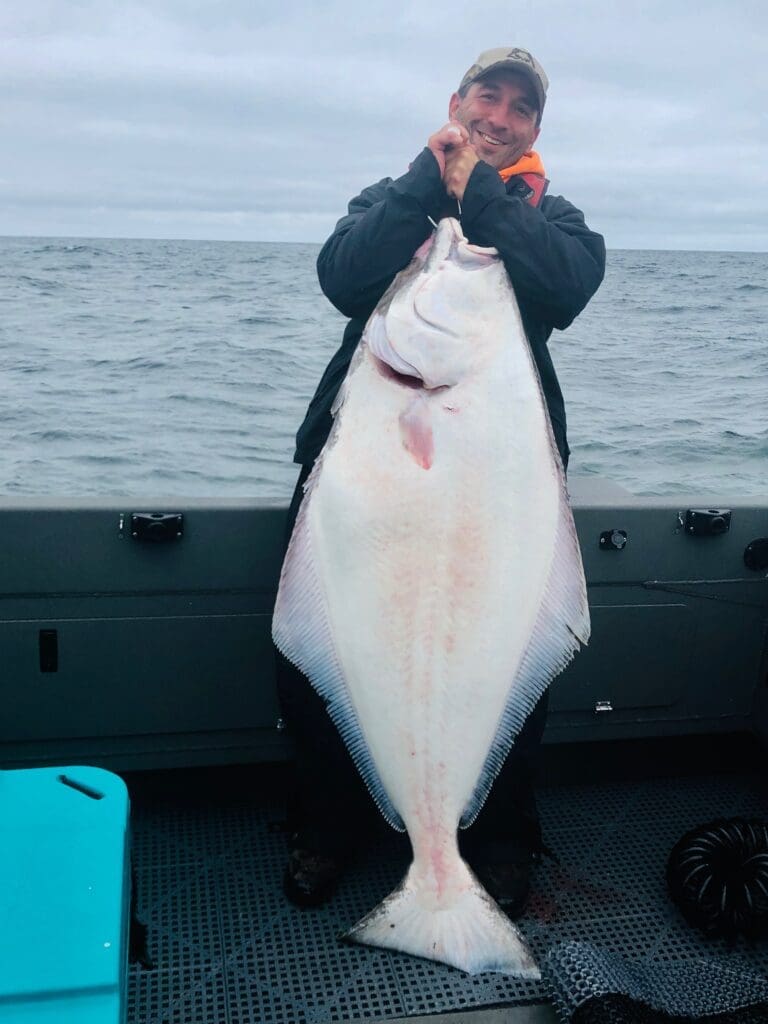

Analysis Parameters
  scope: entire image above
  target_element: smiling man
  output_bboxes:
[276,47,605,914]
[443,53,544,192]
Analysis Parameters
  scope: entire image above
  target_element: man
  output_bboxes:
[276,46,605,915]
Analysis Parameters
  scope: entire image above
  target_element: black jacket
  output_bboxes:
[295,147,606,468]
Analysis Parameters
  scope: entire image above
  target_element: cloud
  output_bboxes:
[2,0,767,247]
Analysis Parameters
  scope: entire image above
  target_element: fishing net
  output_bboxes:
[543,941,768,1024]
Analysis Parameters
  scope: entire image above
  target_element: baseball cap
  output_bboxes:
[458,47,548,117]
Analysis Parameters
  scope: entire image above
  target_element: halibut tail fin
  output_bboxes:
[344,861,540,978]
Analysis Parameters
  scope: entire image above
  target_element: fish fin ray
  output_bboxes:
[272,465,405,832]
[346,861,539,977]
[330,340,367,418]
[460,482,590,828]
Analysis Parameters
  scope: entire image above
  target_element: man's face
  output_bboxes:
[448,70,541,170]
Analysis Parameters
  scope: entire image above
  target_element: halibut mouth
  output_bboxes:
[373,354,425,389]
[373,354,453,393]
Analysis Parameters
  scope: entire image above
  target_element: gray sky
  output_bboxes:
[2,0,767,249]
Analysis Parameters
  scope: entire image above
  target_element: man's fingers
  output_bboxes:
[444,123,469,146]
[444,141,477,163]
[442,144,479,202]
[428,122,469,152]
[427,122,470,176]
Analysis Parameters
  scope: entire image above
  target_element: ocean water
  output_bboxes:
[1,236,766,500]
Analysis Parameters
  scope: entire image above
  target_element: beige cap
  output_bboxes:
[458,47,548,117]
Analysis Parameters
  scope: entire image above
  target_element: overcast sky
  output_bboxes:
[2,1,767,249]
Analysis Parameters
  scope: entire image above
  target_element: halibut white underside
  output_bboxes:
[273,218,589,977]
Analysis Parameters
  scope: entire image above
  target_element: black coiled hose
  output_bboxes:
[667,818,768,940]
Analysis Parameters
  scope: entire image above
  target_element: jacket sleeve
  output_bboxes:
[460,161,606,330]
[317,148,447,321]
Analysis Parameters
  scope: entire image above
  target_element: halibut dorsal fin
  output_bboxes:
[460,480,590,828]
[272,461,405,832]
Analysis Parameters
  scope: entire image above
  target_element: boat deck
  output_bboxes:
[125,739,768,1024]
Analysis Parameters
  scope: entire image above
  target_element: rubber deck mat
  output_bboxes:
[127,770,768,1024]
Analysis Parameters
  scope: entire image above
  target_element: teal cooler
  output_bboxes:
[0,766,130,1023]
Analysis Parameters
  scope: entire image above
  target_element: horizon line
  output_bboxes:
[1,231,767,256]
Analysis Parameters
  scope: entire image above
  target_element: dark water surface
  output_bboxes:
[1,236,765,499]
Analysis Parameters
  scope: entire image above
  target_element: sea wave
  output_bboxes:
[1,237,766,499]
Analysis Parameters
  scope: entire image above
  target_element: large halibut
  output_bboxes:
[273,217,589,976]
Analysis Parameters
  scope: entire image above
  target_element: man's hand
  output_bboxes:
[427,121,469,176]
[443,145,479,202]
